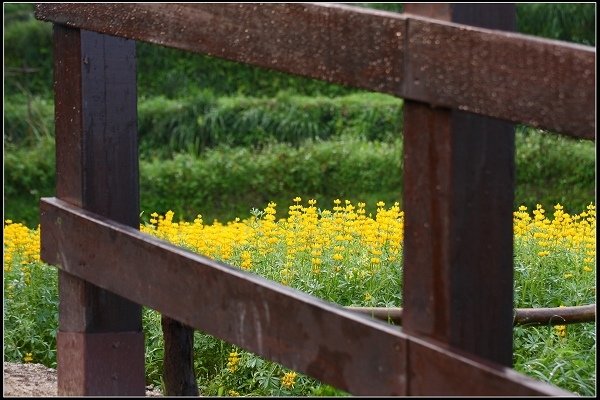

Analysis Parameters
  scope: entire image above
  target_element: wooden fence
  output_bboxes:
[34,3,594,396]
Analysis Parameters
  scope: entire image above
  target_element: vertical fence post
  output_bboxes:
[50,24,145,395]
[402,3,517,390]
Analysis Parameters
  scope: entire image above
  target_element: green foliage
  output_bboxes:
[351,3,404,13]
[513,323,596,395]
[139,92,403,156]
[4,11,53,97]
[5,92,402,155]
[139,138,403,224]
[3,260,59,368]
[517,3,596,45]
[4,137,56,228]
[4,95,55,146]
[514,126,595,214]
[4,128,594,228]
[136,42,356,99]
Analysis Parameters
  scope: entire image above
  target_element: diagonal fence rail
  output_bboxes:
[39,197,573,396]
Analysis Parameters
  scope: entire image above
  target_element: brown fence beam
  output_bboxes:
[36,3,406,98]
[406,335,572,396]
[39,197,572,396]
[402,3,517,379]
[35,3,594,139]
[49,25,144,395]
[346,305,597,326]
[41,199,408,396]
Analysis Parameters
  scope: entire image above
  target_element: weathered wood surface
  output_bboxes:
[35,3,594,138]
[161,317,199,396]
[402,3,516,368]
[40,197,571,396]
[41,200,408,396]
[52,24,144,395]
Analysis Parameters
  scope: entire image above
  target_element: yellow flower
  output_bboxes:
[24,353,33,363]
[555,324,567,338]
[281,371,298,389]
[583,266,593,272]
[228,390,240,397]
[227,351,240,373]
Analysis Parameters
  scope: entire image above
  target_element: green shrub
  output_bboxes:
[517,3,596,45]
[136,43,357,99]
[139,138,403,223]
[4,95,54,145]
[8,92,402,155]
[4,137,56,227]
[4,16,53,98]
[514,126,596,213]
[149,92,403,155]
[4,127,594,228]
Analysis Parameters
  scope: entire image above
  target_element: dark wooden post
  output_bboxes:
[402,3,517,390]
[51,25,145,395]
[161,317,199,395]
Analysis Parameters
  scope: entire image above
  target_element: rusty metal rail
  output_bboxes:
[34,2,595,397]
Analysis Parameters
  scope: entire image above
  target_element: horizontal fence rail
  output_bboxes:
[35,3,595,139]
[40,197,572,396]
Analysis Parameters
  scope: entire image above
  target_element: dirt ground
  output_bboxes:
[3,362,163,397]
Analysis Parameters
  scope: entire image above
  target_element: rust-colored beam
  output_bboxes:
[50,25,144,395]
[36,3,406,96]
[402,13,594,139]
[35,3,594,139]
[40,197,571,396]
[402,3,516,372]
[41,198,408,396]
[406,335,573,396]
[346,305,597,326]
